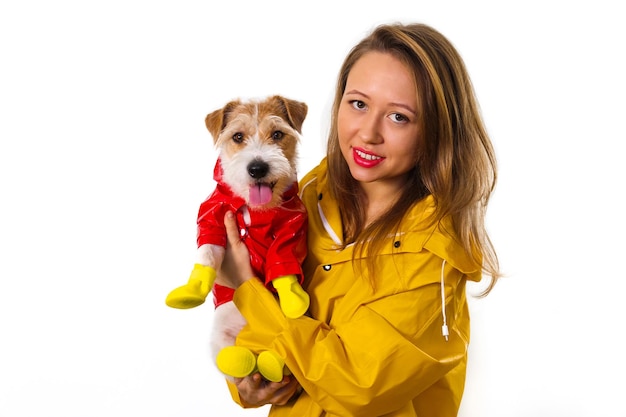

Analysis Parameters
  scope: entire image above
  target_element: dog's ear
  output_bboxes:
[270,95,308,134]
[205,100,241,143]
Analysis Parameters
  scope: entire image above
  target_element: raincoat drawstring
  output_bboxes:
[440,259,449,341]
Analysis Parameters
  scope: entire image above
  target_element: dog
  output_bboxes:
[166,95,309,382]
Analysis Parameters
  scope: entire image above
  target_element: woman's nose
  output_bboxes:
[358,113,383,143]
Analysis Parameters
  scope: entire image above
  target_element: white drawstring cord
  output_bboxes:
[440,259,449,341]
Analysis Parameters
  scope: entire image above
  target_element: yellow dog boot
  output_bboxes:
[273,275,310,319]
[165,264,216,309]
[216,346,257,379]
[257,350,290,382]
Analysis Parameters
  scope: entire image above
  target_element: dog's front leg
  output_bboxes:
[197,243,225,269]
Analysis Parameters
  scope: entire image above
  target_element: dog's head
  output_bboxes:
[205,95,308,210]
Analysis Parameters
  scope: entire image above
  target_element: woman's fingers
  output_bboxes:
[234,374,301,407]
[271,376,301,405]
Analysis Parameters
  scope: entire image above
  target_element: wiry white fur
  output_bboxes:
[220,135,296,201]
[196,243,225,266]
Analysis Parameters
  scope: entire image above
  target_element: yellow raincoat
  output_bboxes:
[228,158,481,416]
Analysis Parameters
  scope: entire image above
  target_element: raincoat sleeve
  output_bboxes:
[231,255,470,417]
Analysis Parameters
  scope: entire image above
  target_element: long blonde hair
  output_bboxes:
[327,23,500,295]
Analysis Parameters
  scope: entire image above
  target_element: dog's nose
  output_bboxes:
[247,160,269,179]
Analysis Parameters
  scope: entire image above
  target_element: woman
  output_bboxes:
[216,22,500,416]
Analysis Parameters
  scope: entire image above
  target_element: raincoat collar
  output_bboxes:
[305,158,481,281]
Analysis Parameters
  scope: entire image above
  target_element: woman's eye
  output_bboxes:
[272,131,284,140]
[391,113,409,123]
[350,100,366,110]
[232,132,244,143]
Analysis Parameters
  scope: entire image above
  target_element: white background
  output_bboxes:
[1,1,625,416]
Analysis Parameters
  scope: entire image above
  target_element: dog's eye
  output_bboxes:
[272,131,284,141]
[232,132,244,143]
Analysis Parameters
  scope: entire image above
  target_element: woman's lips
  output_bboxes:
[353,147,384,168]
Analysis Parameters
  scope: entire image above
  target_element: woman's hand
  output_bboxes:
[235,373,301,407]
[215,211,254,289]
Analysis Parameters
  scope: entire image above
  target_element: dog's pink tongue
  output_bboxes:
[249,184,272,206]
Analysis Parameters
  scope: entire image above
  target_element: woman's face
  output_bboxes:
[338,51,421,191]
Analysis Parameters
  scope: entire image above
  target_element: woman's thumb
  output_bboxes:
[224,211,241,246]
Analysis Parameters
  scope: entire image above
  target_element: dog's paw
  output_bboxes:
[216,346,257,378]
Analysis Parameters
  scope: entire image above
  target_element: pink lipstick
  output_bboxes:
[353,147,384,168]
